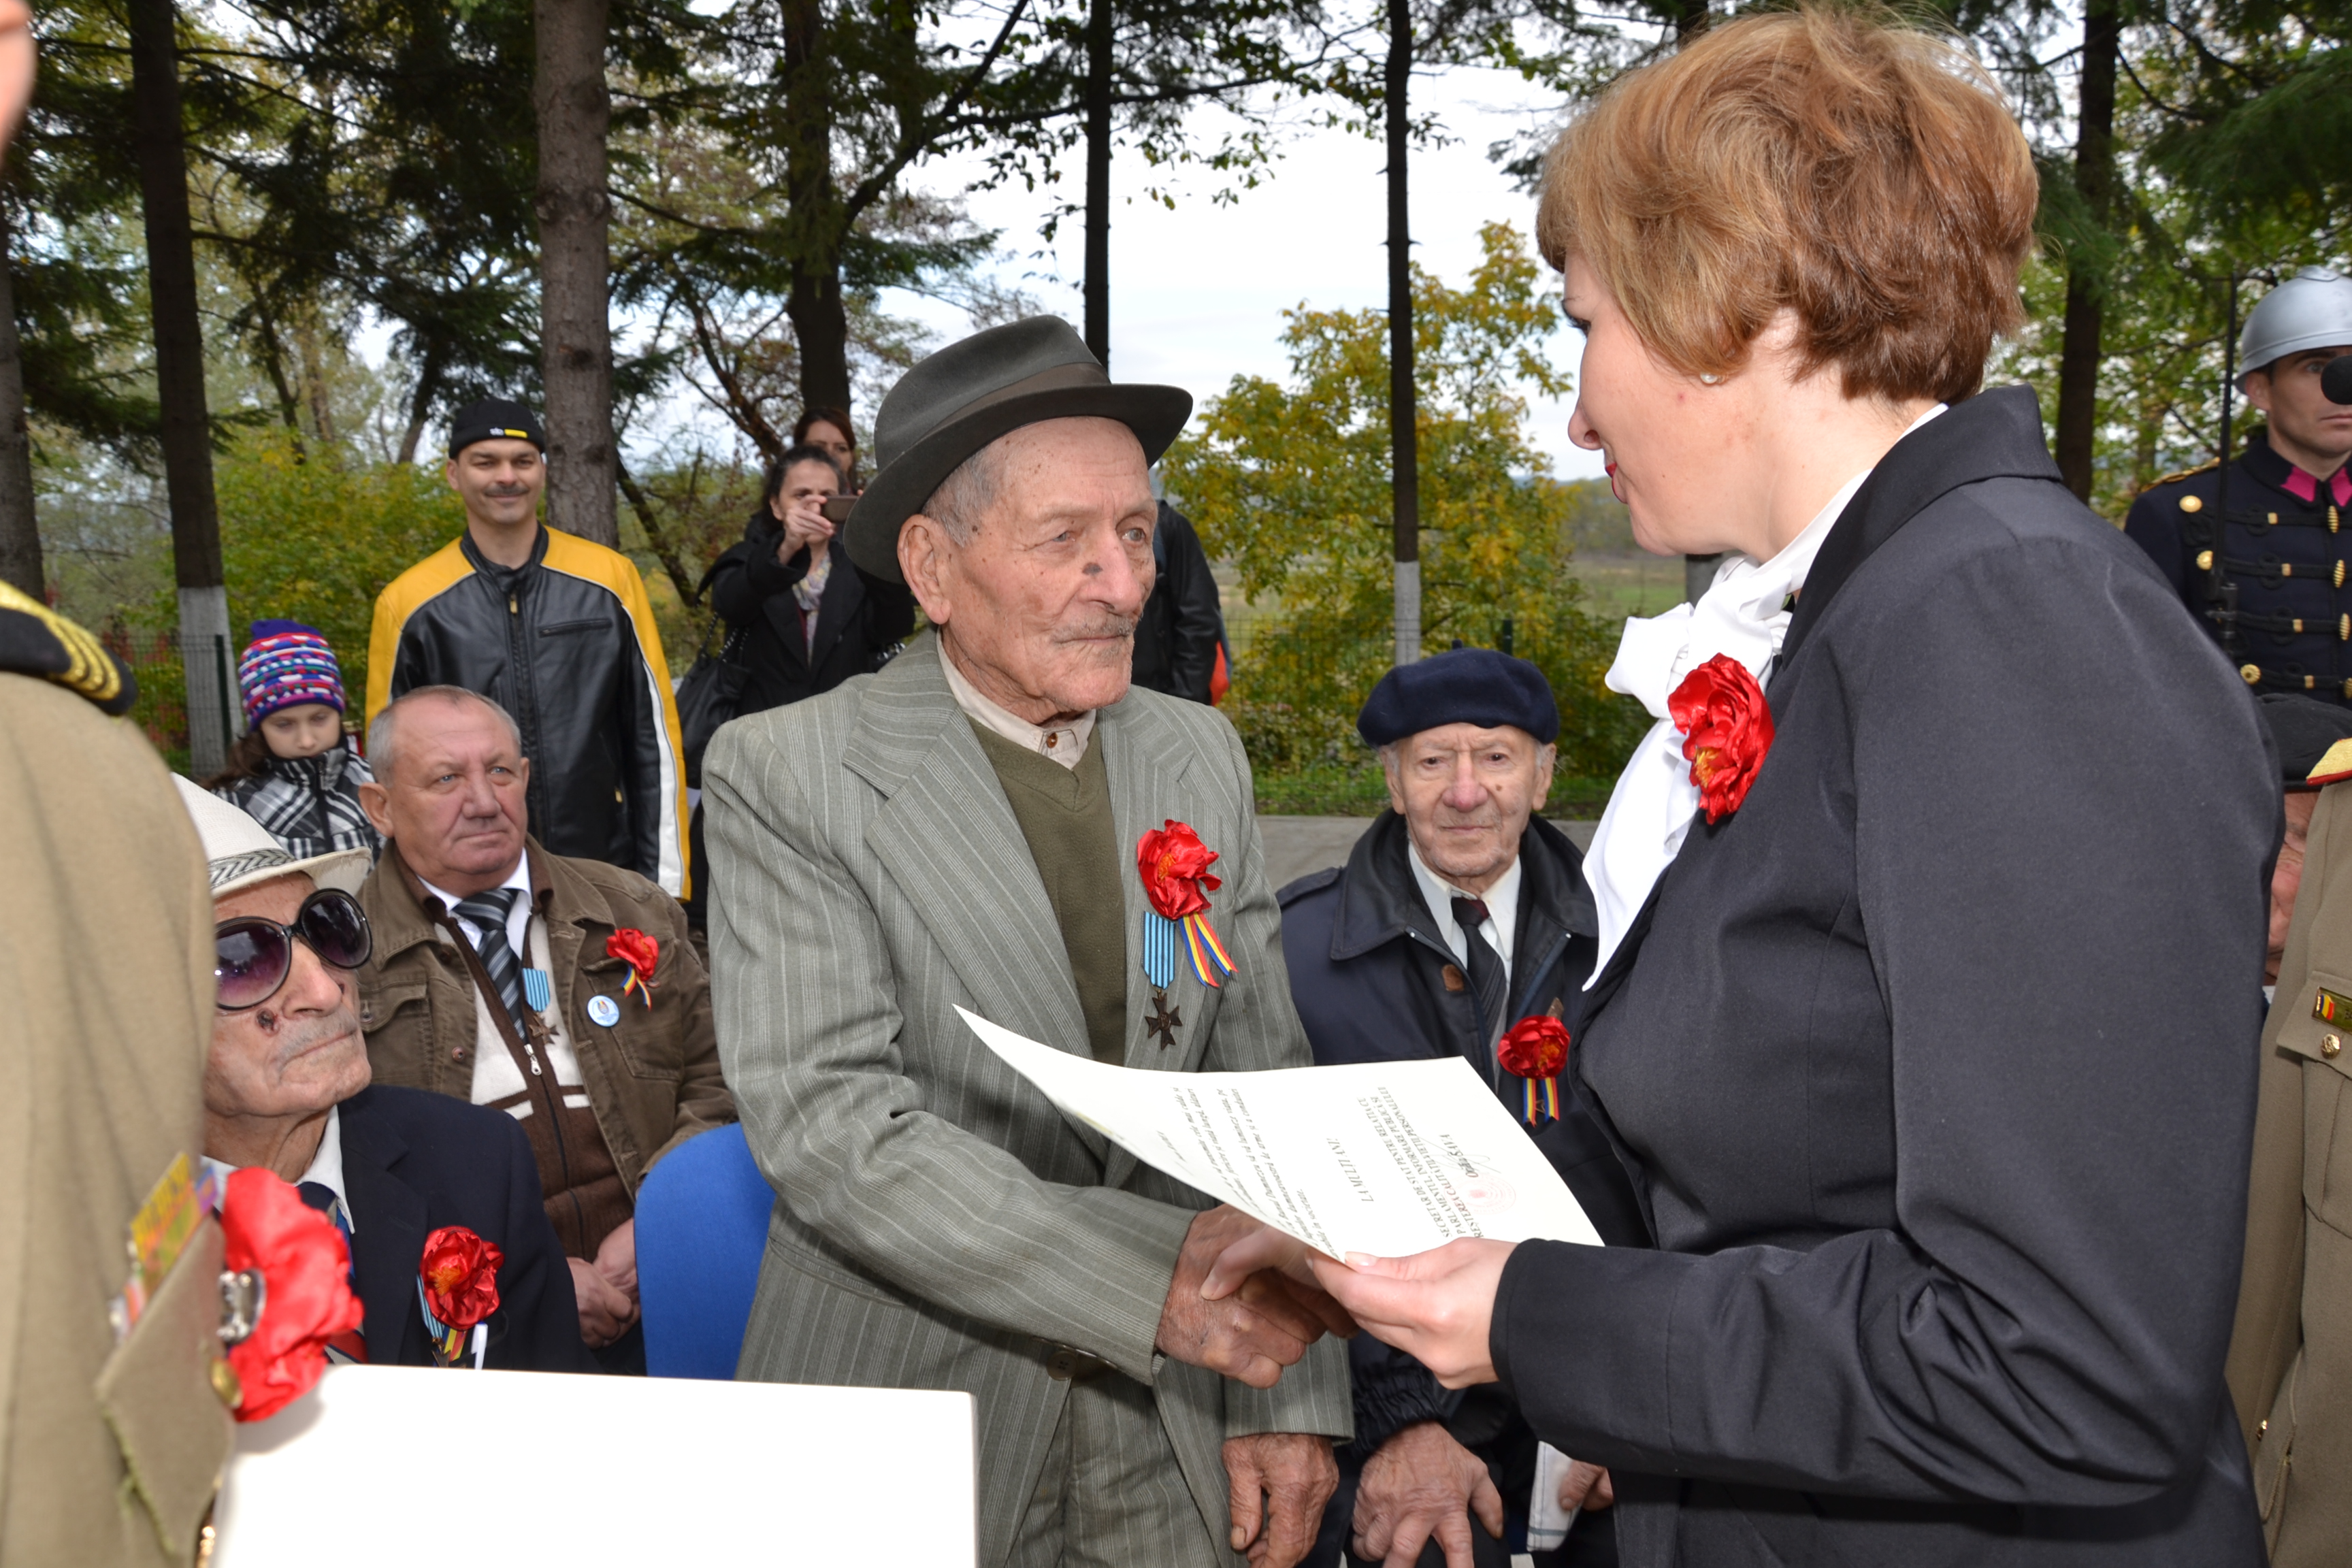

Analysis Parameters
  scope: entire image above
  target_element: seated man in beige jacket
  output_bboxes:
[2227,692,2352,1562]
[353,685,733,1371]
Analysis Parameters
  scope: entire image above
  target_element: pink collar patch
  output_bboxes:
[2283,466,2352,506]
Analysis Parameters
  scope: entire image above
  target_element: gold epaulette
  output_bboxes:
[2138,459,2221,495]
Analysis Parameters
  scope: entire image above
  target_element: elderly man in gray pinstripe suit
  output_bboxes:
[706,318,1353,1568]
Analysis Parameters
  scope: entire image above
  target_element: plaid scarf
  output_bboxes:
[214,742,382,862]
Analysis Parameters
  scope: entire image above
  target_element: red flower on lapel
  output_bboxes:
[218,1167,363,1422]
[1669,654,1775,824]
[1497,1015,1571,1080]
[607,928,659,1007]
[1137,821,1222,919]
[419,1226,504,1331]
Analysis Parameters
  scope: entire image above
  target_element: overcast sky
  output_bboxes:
[873,61,1610,480]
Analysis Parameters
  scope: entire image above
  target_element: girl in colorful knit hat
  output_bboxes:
[203,620,382,859]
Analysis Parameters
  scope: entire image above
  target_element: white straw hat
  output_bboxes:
[172,775,370,901]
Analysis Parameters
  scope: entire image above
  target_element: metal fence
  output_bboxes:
[105,628,240,777]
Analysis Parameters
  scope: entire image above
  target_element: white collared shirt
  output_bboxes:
[421,858,532,959]
[1408,840,1522,977]
[1582,404,1947,981]
[202,1104,354,1235]
[941,640,1096,770]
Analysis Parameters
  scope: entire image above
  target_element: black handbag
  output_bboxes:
[677,555,751,787]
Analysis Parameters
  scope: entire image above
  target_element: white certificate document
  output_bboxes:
[957,1007,1599,1258]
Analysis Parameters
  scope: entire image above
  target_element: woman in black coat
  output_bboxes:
[708,441,917,717]
[1276,12,2278,1567]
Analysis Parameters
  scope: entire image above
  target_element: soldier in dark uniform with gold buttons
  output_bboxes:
[2126,267,2352,704]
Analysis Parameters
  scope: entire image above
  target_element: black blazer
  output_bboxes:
[1494,388,2276,1565]
[708,517,917,718]
[340,1085,593,1372]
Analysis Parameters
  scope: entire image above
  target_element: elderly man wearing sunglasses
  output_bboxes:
[173,778,591,1373]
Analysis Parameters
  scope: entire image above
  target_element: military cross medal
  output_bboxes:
[1146,991,1183,1050]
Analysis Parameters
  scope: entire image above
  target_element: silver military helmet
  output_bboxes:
[2239,266,2352,384]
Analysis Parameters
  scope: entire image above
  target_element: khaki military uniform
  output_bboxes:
[0,588,232,1565]
[2229,777,2352,1562]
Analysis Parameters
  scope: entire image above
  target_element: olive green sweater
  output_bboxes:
[968,721,1129,1065]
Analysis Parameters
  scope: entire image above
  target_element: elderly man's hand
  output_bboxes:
[1560,1460,1614,1514]
[594,1218,639,1305]
[1224,1433,1337,1568]
[1352,1422,1503,1568]
[1158,1207,1345,1386]
[569,1256,638,1348]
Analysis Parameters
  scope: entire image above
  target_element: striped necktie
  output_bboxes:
[1451,896,1510,1060]
[297,1179,368,1363]
[454,887,526,1022]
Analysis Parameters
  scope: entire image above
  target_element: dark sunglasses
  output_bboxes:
[214,889,374,1012]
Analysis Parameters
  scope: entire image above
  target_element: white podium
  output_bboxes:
[210,1365,977,1565]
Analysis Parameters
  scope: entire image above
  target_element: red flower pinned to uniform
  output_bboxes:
[1137,821,1222,920]
[1497,1015,1571,1080]
[219,1167,363,1422]
[606,928,659,1007]
[419,1226,503,1331]
[1669,654,1775,824]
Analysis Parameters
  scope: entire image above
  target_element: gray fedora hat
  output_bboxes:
[843,316,1192,582]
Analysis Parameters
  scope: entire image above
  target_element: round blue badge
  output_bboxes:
[587,994,622,1028]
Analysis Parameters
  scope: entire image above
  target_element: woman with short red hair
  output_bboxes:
[1302,9,2276,1564]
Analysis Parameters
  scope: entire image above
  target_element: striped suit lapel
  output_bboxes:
[845,636,1092,1071]
[1098,698,1200,1192]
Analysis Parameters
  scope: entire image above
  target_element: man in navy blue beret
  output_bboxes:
[1279,647,1640,1568]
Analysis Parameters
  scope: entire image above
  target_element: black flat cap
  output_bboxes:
[1358,648,1561,747]
[843,317,1192,583]
[2261,693,2352,789]
[449,397,546,456]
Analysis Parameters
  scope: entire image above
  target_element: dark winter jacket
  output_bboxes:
[708,510,917,719]
[1279,811,1647,1454]
[366,526,687,895]
[1132,502,1222,704]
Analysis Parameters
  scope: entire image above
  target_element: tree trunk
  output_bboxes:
[128,0,234,771]
[0,208,42,600]
[397,344,445,466]
[1083,0,1113,369]
[1386,0,1418,668]
[783,0,853,419]
[2055,0,2119,502]
[535,0,618,546]
[1673,0,1708,39]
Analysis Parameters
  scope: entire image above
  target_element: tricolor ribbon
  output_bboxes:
[1137,821,1235,990]
[1142,908,1236,990]
[1520,1075,1561,1130]
[417,1278,488,1369]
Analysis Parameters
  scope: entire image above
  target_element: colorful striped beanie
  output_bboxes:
[238,620,347,726]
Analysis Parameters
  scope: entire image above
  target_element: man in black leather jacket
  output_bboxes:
[1131,500,1224,702]
[365,398,688,896]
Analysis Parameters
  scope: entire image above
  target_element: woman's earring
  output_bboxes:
[1699,372,1722,385]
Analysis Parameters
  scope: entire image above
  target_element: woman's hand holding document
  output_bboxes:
[956,1007,1599,1262]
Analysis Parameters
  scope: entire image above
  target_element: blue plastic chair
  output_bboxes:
[636,1123,776,1379]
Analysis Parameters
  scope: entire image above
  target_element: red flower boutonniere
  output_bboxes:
[1668,653,1775,824]
[417,1225,504,1368]
[218,1168,363,1421]
[1497,1015,1571,1132]
[1137,821,1235,990]
[606,928,659,1008]
[1138,821,1221,919]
